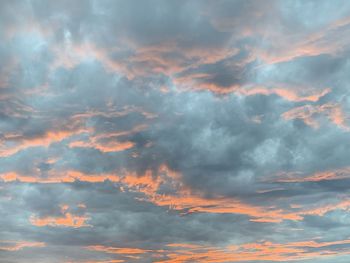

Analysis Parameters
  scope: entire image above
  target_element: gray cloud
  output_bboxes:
[1,0,350,262]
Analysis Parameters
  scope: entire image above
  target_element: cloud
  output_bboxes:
[0,240,45,251]
[84,238,350,263]
[29,204,91,228]
[1,0,350,262]
[282,103,349,130]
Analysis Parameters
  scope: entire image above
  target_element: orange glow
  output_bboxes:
[0,171,120,184]
[30,205,90,228]
[30,213,90,228]
[0,240,45,251]
[84,239,350,263]
[238,86,330,103]
[282,103,349,130]
[66,260,125,263]
[0,129,88,157]
[3,165,350,223]
[274,167,350,183]
[69,140,135,153]
[86,245,150,255]
[300,199,350,217]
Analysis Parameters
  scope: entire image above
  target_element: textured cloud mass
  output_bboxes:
[1,0,350,262]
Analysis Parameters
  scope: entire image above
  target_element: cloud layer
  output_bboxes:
[1,0,350,262]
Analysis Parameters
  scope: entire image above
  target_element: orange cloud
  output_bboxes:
[1,167,296,222]
[118,165,302,223]
[68,123,150,153]
[300,199,350,217]
[238,86,330,103]
[0,240,45,251]
[69,140,135,153]
[0,166,327,223]
[84,238,350,263]
[0,129,88,157]
[146,190,302,223]
[66,260,125,263]
[52,39,241,81]
[0,170,120,184]
[173,72,241,94]
[30,205,90,228]
[282,103,349,130]
[175,81,330,101]
[86,246,151,255]
[4,164,349,223]
[274,167,350,183]
[254,14,350,66]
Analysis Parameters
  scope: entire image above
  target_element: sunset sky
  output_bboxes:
[1,0,350,262]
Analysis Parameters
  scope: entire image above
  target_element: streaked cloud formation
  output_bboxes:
[1,0,350,262]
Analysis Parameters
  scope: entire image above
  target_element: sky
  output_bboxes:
[1,0,350,262]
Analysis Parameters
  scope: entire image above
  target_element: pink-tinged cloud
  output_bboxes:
[253,15,350,65]
[0,170,120,184]
[282,103,349,130]
[4,165,350,223]
[66,260,125,263]
[86,246,151,255]
[300,199,350,217]
[238,86,331,103]
[51,38,240,81]
[0,129,88,157]
[0,240,45,251]
[273,167,350,183]
[68,123,148,153]
[0,167,296,222]
[69,140,135,153]
[1,165,347,223]
[30,205,90,228]
[85,238,350,263]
